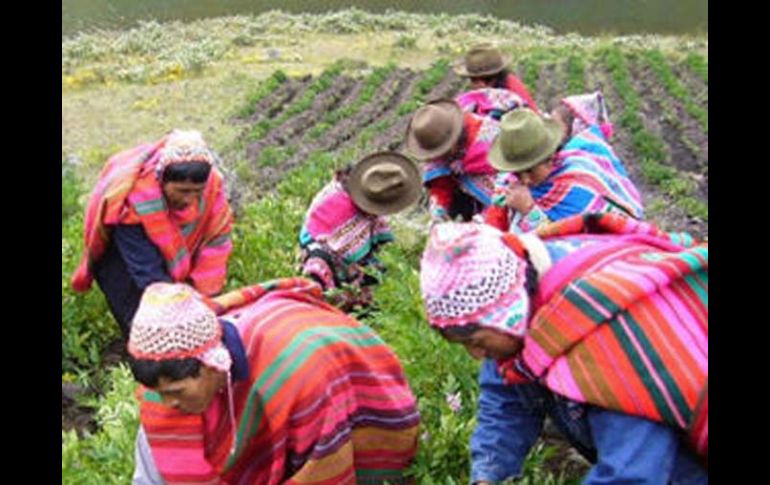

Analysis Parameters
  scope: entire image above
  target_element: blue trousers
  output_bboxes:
[471,359,707,484]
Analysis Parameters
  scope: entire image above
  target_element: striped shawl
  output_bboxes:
[71,137,233,295]
[501,214,707,461]
[138,278,420,484]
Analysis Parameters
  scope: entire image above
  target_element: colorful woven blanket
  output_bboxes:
[501,214,707,462]
[456,88,526,120]
[299,179,393,264]
[490,125,643,233]
[423,113,500,218]
[139,278,420,484]
[71,136,233,295]
[503,73,539,114]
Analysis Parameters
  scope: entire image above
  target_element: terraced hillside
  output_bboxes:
[226,50,708,238]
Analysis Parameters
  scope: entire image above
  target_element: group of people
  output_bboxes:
[69,43,707,484]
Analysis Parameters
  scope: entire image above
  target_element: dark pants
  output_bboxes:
[93,224,171,337]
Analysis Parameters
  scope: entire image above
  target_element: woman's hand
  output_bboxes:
[504,183,535,214]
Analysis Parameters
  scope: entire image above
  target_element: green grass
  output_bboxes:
[521,53,543,98]
[686,52,708,84]
[566,53,587,93]
[397,58,451,115]
[62,158,83,221]
[256,145,296,167]
[61,168,119,373]
[643,50,707,133]
[234,69,287,119]
[62,365,139,485]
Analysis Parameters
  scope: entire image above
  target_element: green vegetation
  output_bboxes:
[601,46,707,221]
[686,52,708,84]
[643,50,707,133]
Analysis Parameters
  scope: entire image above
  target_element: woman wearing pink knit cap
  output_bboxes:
[128,279,419,484]
[419,214,707,484]
[71,129,234,336]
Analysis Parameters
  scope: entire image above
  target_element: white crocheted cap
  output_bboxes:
[128,282,231,372]
[420,222,530,337]
[156,129,216,178]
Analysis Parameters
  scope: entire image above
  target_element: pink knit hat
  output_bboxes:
[128,282,232,372]
[420,222,530,337]
[155,129,217,179]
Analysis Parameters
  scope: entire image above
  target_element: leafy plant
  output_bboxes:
[62,365,139,484]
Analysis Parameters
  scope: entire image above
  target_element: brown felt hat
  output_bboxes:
[347,151,422,216]
[405,99,464,161]
[454,43,510,78]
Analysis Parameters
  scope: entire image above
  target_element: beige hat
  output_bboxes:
[454,44,510,78]
[405,99,464,161]
[488,108,564,172]
[347,151,422,216]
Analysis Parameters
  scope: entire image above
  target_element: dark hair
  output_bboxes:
[449,126,468,160]
[161,161,212,184]
[336,163,353,185]
[490,69,510,89]
[439,323,482,339]
[523,254,539,300]
[129,356,201,387]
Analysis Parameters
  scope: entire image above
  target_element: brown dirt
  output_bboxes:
[627,60,708,207]
[672,62,708,112]
[541,437,592,480]
[628,64,698,173]
[235,75,313,126]
[549,61,572,108]
[370,73,423,152]
[245,75,358,162]
[536,60,566,112]
[245,75,313,125]
[628,60,708,174]
[585,63,654,192]
[62,382,97,436]
[586,61,707,239]
[62,338,126,436]
[320,68,415,154]
[234,66,470,195]
[372,68,464,153]
[242,69,418,192]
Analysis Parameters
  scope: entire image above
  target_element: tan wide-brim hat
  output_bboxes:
[347,151,422,216]
[405,99,464,161]
[454,43,510,78]
[488,108,564,172]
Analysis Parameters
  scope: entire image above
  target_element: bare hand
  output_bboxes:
[504,184,535,213]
